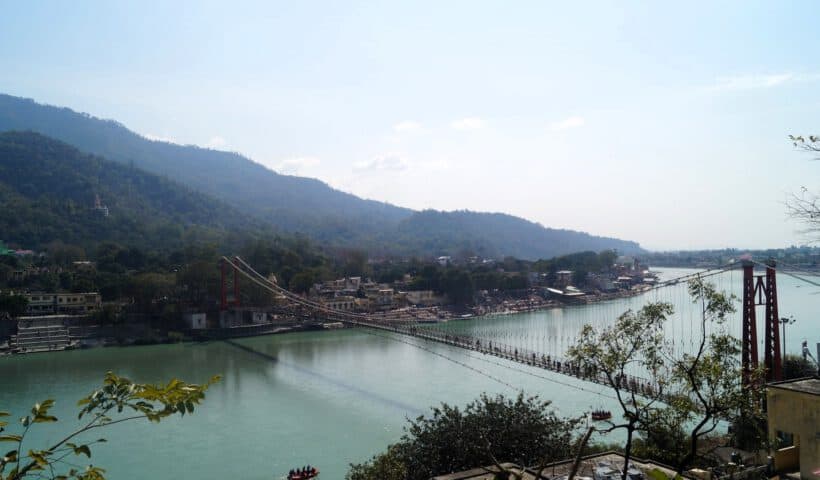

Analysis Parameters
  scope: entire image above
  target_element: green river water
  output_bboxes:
[1,268,817,479]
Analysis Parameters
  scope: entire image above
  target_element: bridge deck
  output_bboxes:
[333,314,661,400]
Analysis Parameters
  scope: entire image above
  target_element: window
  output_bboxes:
[776,430,794,448]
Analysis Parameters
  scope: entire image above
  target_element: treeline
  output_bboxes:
[2,236,621,315]
[367,250,619,305]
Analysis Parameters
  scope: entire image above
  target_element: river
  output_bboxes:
[1,268,817,479]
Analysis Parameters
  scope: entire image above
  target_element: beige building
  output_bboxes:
[24,293,101,315]
[767,377,820,479]
[323,295,356,312]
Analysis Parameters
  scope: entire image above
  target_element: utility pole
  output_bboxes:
[780,316,795,357]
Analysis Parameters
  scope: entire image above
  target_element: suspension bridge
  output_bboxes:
[213,255,819,398]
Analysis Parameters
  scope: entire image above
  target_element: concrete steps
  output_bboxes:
[11,324,72,353]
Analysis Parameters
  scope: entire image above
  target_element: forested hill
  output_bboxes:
[394,210,643,259]
[0,93,644,259]
[0,94,413,246]
[0,131,263,251]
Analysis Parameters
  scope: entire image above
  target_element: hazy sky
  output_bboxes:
[1,1,818,250]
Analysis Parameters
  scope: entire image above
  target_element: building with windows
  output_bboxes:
[767,377,820,479]
[323,295,356,312]
[24,293,102,316]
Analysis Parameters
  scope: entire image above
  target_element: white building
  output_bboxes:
[183,312,207,329]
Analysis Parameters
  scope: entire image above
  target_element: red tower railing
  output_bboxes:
[763,262,781,381]
[220,257,241,311]
[741,260,759,385]
[741,259,782,385]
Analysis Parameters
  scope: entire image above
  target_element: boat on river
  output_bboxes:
[286,467,319,480]
[591,409,612,421]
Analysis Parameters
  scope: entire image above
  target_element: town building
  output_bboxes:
[323,295,356,312]
[767,377,820,479]
[24,292,101,316]
[555,270,573,288]
[182,312,207,329]
[93,194,109,217]
[363,287,395,311]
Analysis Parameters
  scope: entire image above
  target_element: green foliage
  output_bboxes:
[346,393,580,480]
[533,250,616,277]
[783,354,817,380]
[657,280,765,471]
[569,300,676,478]
[569,279,766,474]
[394,210,643,260]
[346,445,407,480]
[0,131,262,253]
[0,294,27,317]
[440,268,475,304]
[632,421,688,467]
[0,372,219,480]
[288,271,316,294]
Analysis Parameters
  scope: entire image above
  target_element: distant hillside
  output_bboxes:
[0,94,413,245]
[0,93,644,259]
[0,131,262,250]
[395,210,643,259]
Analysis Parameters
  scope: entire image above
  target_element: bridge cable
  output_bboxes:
[358,328,521,391]
[750,259,820,289]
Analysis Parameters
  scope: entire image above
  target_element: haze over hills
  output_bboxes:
[0,93,644,259]
[0,131,262,251]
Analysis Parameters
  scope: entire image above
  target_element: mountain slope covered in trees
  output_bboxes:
[0,94,644,259]
[0,131,263,251]
[395,210,642,259]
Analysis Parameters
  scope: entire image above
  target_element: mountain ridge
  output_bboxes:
[0,93,644,259]
[0,130,264,251]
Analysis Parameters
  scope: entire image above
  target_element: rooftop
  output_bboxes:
[431,452,681,480]
[768,377,820,396]
[432,463,538,480]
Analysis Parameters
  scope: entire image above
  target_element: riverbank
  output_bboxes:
[0,284,658,356]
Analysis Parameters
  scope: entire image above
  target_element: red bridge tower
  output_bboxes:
[741,259,781,385]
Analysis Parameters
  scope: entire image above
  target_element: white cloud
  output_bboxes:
[450,117,485,131]
[393,120,424,133]
[275,156,321,175]
[549,116,585,131]
[417,158,451,172]
[205,135,227,149]
[353,153,408,173]
[708,73,820,92]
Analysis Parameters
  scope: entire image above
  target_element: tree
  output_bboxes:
[658,279,765,473]
[787,135,820,239]
[346,393,580,480]
[441,268,475,305]
[0,294,28,318]
[783,354,816,379]
[569,280,766,476]
[288,271,315,294]
[346,445,407,480]
[568,302,673,480]
[0,371,219,480]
